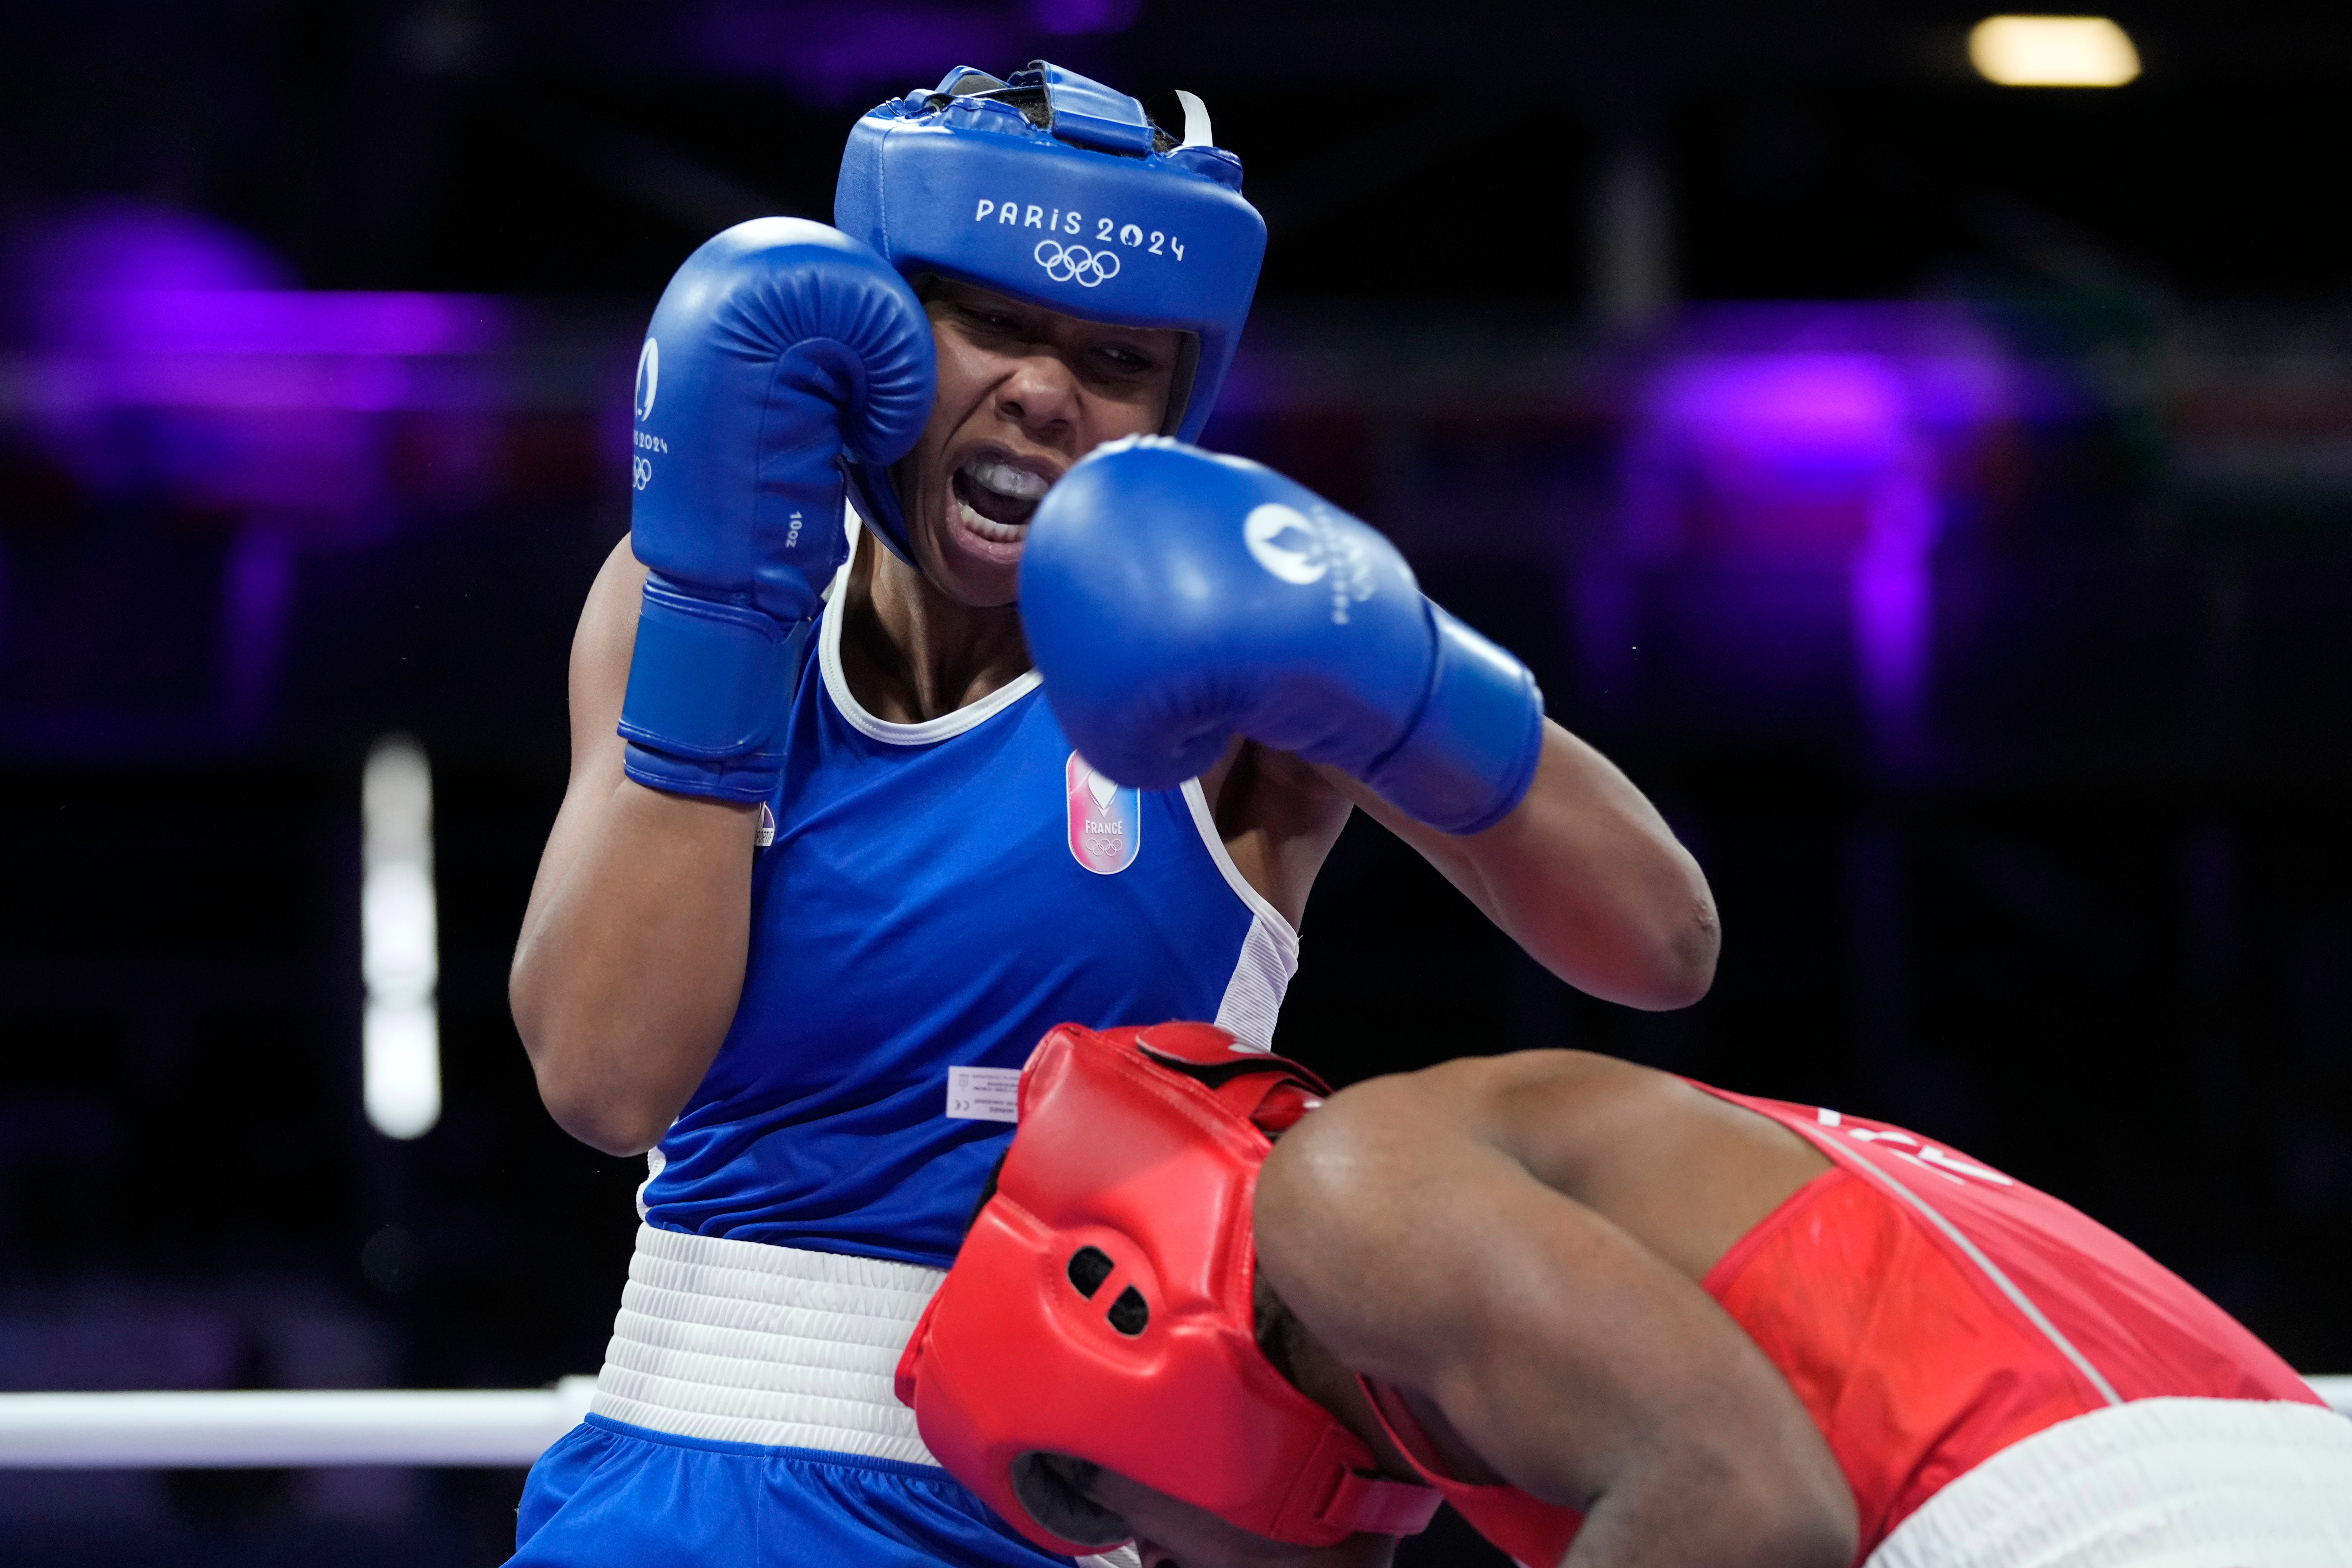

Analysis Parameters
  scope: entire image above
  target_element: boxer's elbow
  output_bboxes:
[1580,891,1717,1012]
[1738,1474,1856,1568]
[1738,1508,1856,1568]
[528,1050,675,1157]
[512,989,686,1156]
[1707,1428,1856,1568]
[1610,1448,1853,1568]
[1516,835,1719,1010]
[548,1097,670,1160]
[1633,893,1720,1011]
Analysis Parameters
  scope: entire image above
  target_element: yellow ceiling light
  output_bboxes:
[1969,15,2143,87]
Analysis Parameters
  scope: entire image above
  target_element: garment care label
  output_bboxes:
[946,1066,1022,1123]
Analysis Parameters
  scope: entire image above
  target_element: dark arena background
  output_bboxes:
[2,2,2350,1562]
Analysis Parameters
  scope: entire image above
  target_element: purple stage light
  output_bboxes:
[2,203,530,751]
[1645,355,1910,468]
[1852,466,1937,760]
[1602,306,2025,766]
[17,202,512,421]
[1630,354,1915,555]
[10,199,291,296]
[32,286,511,418]
[219,530,294,736]
[44,290,508,358]
[1027,0,1140,35]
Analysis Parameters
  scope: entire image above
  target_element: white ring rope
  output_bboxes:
[0,1376,597,1467]
[0,1376,2338,1467]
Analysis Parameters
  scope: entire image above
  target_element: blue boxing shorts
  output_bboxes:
[512,1416,1073,1567]
[509,1226,1102,1568]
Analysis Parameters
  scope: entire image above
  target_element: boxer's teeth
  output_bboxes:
[967,460,1049,501]
[957,497,1027,542]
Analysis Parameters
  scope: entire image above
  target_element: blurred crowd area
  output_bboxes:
[5,1,2352,1562]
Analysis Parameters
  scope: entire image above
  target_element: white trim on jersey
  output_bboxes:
[1791,1113,2125,1408]
[815,523,1043,747]
[1180,778,1301,1052]
[807,510,1299,1048]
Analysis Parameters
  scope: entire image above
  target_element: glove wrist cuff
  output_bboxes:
[617,575,802,801]
[1364,602,1544,835]
[620,743,786,804]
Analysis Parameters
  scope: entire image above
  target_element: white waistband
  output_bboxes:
[589,1225,945,1465]
[1867,1397,2352,1568]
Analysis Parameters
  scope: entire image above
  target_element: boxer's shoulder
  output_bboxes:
[1293,1051,1652,1146]
[1262,1053,1830,1291]
[1250,1056,1654,1395]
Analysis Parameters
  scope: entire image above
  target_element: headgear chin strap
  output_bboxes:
[895,1021,1441,1554]
[834,62,1267,563]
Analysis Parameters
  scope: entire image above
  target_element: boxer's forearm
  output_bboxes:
[509,537,755,1156]
[510,779,755,1155]
[1331,721,1718,1009]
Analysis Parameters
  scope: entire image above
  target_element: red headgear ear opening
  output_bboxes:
[895,1021,1438,1552]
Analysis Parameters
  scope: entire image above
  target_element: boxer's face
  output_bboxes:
[1055,1463,1399,1568]
[897,280,1182,607]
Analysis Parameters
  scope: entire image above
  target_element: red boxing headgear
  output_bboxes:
[895,1021,1441,1554]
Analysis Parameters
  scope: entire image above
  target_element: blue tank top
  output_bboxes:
[638,551,1299,1269]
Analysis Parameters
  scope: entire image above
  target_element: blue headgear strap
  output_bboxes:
[835,61,1266,562]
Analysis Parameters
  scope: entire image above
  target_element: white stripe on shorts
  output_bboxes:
[1867,1396,2352,1568]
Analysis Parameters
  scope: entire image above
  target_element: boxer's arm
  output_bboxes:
[509,536,759,1156]
[1018,444,1713,1001]
[1310,722,1717,1011]
[1256,1060,1855,1568]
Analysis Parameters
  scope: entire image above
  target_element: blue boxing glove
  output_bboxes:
[619,218,935,801]
[1020,439,1544,835]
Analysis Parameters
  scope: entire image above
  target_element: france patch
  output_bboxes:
[1065,752,1140,875]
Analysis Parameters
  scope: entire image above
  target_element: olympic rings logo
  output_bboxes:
[1034,240,1121,288]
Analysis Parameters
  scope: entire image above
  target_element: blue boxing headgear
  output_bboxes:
[835,61,1266,562]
